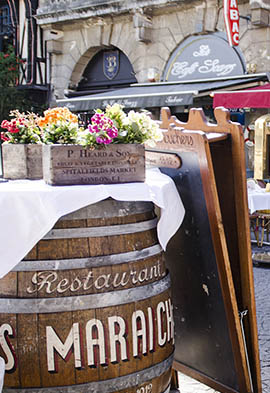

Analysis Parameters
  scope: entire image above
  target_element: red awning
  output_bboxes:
[213,83,270,108]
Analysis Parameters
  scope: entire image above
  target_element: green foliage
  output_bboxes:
[42,123,79,145]
[0,45,46,128]
[0,87,32,125]
[0,44,20,87]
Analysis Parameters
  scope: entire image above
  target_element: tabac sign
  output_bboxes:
[224,0,240,46]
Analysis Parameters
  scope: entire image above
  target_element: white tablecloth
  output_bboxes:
[0,357,4,393]
[0,168,185,278]
[248,189,270,214]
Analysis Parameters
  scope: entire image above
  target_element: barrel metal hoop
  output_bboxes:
[61,200,154,220]
[0,274,171,314]
[14,244,163,272]
[2,354,174,393]
[43,217,158,240]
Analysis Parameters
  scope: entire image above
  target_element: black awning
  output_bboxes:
[57,84,195,111]
[56,73,270,111]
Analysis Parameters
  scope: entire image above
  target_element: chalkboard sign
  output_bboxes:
[145,107,261,393]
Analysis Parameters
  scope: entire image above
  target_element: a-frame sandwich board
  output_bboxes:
[145,107,261,393]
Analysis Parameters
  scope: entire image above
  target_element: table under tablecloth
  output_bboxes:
[0,168,185,278]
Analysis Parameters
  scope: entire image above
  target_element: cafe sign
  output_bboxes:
[164,34,245,82]
[224,0,240,46]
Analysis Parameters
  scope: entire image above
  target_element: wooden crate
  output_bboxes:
[2,144,43,180]
[42,144,145,186]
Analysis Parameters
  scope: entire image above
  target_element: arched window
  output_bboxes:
[77,48,137,94]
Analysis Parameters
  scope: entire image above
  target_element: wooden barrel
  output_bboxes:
[0,199,174,393]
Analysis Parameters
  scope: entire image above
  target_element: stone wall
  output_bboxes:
[36,0,270,101]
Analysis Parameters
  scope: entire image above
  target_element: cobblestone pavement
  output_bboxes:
[174,241,270,393]
[252,242,270,393]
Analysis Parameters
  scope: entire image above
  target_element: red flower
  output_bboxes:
[18,118,25,126]
[3,54,9,58]
[1,120,9,129]
[8,126,19,133]
[0,132,9,141]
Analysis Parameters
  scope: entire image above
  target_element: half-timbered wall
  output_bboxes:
[1,0,47,90]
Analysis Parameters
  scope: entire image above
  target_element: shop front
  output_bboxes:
[57,33,269,122]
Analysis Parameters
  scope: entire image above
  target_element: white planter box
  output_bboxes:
[2,144,43,180]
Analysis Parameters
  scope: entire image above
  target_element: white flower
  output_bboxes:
[77,128,89,143]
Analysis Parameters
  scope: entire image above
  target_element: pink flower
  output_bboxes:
[107,127,118,138]
[96,136,105,144]
[88,125,95,134]
[89,112,118,145]
[96,136,112,144]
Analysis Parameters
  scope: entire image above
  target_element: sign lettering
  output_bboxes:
[44,144,145,185]
[0,298,174,372]
[165,96,184,104]
[145,152,182,169]
[102,99,138,108]
[224,0,239,46]
[171,58,236,79]
[136,383,152,393]
[163,133,194,146]
[26,261,164,294]
[0,324,16,371]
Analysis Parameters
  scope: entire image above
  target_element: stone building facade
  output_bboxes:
[35,0,270,113]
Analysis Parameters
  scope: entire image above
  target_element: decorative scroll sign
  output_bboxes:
[146,151,181,169]
[224,0,240,46]
[163,34,244,82]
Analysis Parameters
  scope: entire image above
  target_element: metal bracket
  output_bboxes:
[239,309,254,393]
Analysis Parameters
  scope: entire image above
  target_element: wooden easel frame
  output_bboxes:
[146,107,261,393]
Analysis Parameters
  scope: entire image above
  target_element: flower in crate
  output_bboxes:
[82,104,163,147]
[0,110,42,144]
[39,107,82,144]
[87,112,118,145]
